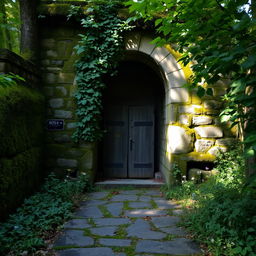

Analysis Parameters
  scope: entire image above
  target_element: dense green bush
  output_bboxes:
[0,173,91,255]
[163,146,256,255]
[0,84,45,220]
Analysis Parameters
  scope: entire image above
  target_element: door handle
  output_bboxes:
[129,138,133,151]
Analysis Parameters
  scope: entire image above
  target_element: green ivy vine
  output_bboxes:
[69,1,131,142]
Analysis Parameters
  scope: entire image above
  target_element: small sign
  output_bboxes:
[47,119,64,130]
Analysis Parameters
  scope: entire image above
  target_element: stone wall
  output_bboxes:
[124,33,237,184]
[0,50,45,220]
[38,5,237,184]
[39,20,97,178]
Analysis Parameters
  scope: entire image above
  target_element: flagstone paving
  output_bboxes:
[52,189,202,256]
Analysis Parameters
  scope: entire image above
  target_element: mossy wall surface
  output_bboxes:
[39,18,97,179]
[0,84,45,220]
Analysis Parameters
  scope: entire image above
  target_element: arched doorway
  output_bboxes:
[102,56,165,178]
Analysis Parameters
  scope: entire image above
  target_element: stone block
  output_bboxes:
[57,158,78,168]
[203,100,222,110]
[55,86,68,96]
[42,38,56,49]
[194,126,223,138]
[44,73,57,84]
[167,126,193,154]
[51,60,64,67]
[167,70,187,88]
[53,133,72,143]
[66,122,78,129]
[79,150,94,170]
[151,47,170,62]
[208,146,227,156]
[165,104,176,124]
[192,115,213,126]
[160,54,181,73]
[179,105,203,114]
[125,32,141,50]
[167,88,190,103]
[57,39,74,58]
[216,138,237,147]
[49,98,64,108]
[195,139,215,152]
[46,67,61,73]
[139,36,155,55]
[178,114,190,126]
[46,50,58,58]
[54,110,73,119]
[58,72,75,84]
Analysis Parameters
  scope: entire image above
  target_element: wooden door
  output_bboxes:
[128,106,154,178]
[103,106,128,178]
[103,105,154,178]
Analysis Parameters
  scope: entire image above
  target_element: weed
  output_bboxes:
[0,173,91,255]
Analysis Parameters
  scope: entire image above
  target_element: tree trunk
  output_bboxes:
[19,0,38,62]
[245,0,256,177]
[0,0,11,50]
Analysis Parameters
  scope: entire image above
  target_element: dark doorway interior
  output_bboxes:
[100,60,164,179]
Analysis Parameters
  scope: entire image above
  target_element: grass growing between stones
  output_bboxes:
[150,199,158,209]
[111,238,138,256]
[113,224,129,239]
[87,218,96,227]
[98,205,113,217]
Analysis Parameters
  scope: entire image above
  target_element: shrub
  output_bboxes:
[163,145,256,255]
[0,173,91,255]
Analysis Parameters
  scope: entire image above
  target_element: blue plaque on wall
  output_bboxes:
[47,119,64,130]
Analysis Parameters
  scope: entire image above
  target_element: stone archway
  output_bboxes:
[124,32,193,183]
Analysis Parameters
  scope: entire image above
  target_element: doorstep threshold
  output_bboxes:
[95,179,164,188]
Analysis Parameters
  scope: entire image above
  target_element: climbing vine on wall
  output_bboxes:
[69,1,131,142]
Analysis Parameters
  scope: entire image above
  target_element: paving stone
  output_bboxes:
[90,226,117,236]
[127,219,166,239]
[153,199,180,209]
[159,226,188,236]
[53,230,93,247]
[125,209,167,217]
[172,209,184,215]
[99,238,131,247]
[80,200,106,207]
[106,202,123,217]
[136,239,202,255]
[137,196,152,202]
[129,201,152,208]
[143,190,162,196]
[151,216,181,228]
[119,190,142,195]
[63,219,90,229]
[75,206,103,218]
[94,218,131,226]
[55,248,115,256]
[89,191,109,199]
[111,194,138,201]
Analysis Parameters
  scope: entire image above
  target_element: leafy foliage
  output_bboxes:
[0,0,20,53]
[0,173,91,255]
[0,73,25,87]
[163,146,256,255]
[126,0,256,158]
[69,1,131,142]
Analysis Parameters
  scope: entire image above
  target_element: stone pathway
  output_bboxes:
[52,189,202,256]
